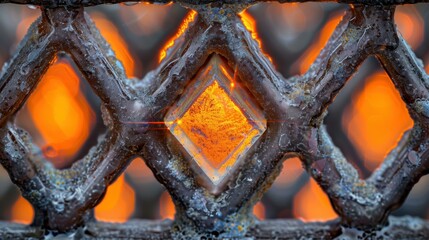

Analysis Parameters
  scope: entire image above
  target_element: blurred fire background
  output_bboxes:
[0,2,429,224]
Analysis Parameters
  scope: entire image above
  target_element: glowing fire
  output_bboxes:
[296,14,343,74]
[159,191,265,219]
[95,174,135,222]
[25,61,95,167]
[91,13,136,78]
[343,71,413,170]
[11,196,34,224]
[239,11,273,63]
[159,10,197,63]
[293,178,338,221]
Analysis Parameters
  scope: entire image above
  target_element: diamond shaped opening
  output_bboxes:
[15,54,106,169]
[165,54,266,188]
[325,58,414,177]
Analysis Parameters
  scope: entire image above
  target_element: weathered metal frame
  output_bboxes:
[0,0,428,239]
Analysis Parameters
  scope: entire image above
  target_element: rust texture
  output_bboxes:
[0,0,428,239]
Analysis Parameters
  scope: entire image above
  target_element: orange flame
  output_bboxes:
[343,71,413,170]
[296,14,343,74]
[293,178,338,221]
[95,174,135,222]
[239,11,273,63]
[159,10,197,63]
[91,13,136,78]
[26,61,95,167]
[11,196,34,224]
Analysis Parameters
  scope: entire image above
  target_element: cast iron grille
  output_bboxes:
[0,0,429,239]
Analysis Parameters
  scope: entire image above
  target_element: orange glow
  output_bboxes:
[159,191,176,219]
[343,72,413,170]
[165,55,266,185]
[296,14,343,74]
[395,6,424,50]
[91,13,136,78]
[253,202,266,220]
[26,61,95,168]
[95,174,135,222]
[239,11,273,63]
[11,196,34,224]
[159,10,197,63]
[273,157,304,187]
[293,178,338,221]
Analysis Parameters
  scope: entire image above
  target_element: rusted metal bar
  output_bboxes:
[1,0,429,8]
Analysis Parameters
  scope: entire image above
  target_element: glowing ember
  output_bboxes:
[343,71,413,171]
[165,55,266,186]
[95,174,135,222]
[23,60,95,168]
[293,178,338,221]
[11,196,34,224]
[159,10,197,63]
[239,11,273,63]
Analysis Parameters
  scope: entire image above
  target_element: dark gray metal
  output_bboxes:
[0,0,428,239]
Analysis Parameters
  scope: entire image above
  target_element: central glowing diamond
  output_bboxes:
[165,55,266,187]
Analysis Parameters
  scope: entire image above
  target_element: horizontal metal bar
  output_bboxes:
[0,0,428,8]
[1,217,428,239]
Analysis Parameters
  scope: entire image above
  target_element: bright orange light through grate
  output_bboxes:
[11,196,34,224]
[159,10,197,63]
[343,72,413,170]
[165,55,266,186]
[91,13,136,78]
[239,11,273,63]
[26,60,95,168]
[293,178,338,221]
[95,174,135,222]
[296,14,343,74]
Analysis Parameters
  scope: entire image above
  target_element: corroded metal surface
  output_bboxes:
[0,0,428,239]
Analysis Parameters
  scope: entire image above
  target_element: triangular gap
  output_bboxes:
[392,174,429,218]
[0,165,34,224]
[245,2,346,77]
[325,57,413,179]
[259,157,337,220]
[14,52,106,170]
[95,157,174,222]
[261,157,337,221]
[87,3,189,79]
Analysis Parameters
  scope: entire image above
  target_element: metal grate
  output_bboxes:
[1,0,429,239]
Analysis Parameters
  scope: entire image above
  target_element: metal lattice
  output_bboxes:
[1,0,429,239]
